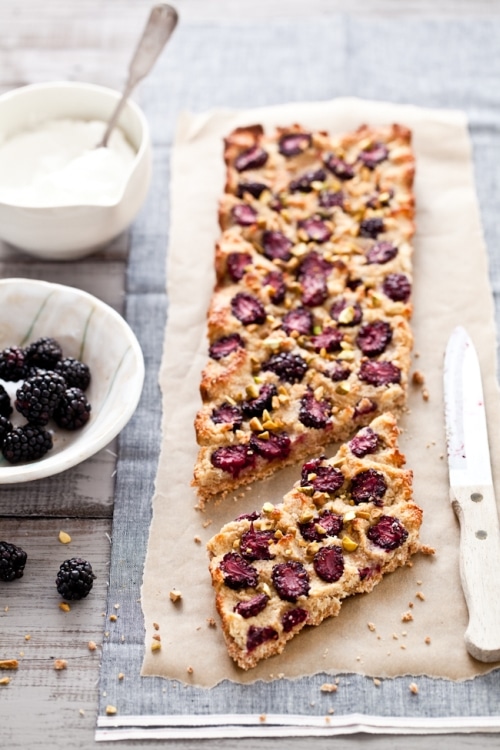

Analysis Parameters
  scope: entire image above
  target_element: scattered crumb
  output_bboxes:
[259,714,267,723]
[206,617,217,628]
[392,633,399,640]
[367,622,376,632]
[121,635,125,643]
[151,641,161,652]
[325,716,331,724]
[59,602,71,612]
[425,636,431,645]
[194,536,202,544]
[412,370,425,385]
[0,677,10,685]
[54,659,67,671]
[88,641,97,652]
[373,678,381,687]
[105,705,117,716]
[4,606,8,612]
[416,591,425,601]
[401,611,414,622]
[152,634,161,642]
[406,561,414,567]
[320,683,338,693]
[58,530,72,544]
[402,631,407,637]
[169,589,182,603]
[409,682,419,694]
[408,601,414,608]
[153,622,160,631]
[79,709,85,716]
[400,644,407,650]
[114,603,120,610]
[18,651,24,657]
[109,614,117,622]
[328,708,335,715]
[417,580,423,586]
[187,666,194,674]
[104,631,110,637]
[118,673,124,680]
[24,634,31,641]
[0,659,18,670]
[202,520,213,528]
[420,545,435,555]
[422,389,429,401]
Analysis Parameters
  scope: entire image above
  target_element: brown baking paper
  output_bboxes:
[141,97,500,686]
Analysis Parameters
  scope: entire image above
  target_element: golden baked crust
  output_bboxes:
[193,122,416,503]
[207,413,425,670]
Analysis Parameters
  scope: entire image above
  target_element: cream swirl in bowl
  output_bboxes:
[0,81,152,259]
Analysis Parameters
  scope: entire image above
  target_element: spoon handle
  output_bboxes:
[100,4,178,148]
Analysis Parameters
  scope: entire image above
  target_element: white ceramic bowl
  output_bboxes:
[0,81,152,260]
[0,278,144,483]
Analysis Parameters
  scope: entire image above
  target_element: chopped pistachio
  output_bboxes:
[342,535,359,552]
[262,502,275,514]
[249,417,264,432]
[343,510,356,522]
[299,509,315,523]
[337,349,355,361]
[246,383,259,399]
[336,382,351,395]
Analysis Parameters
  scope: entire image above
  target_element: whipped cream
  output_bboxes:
[0,118,136,207]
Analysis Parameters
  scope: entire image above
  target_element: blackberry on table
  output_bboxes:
[0,384,12,418]
[54,357,91,391]
[0,541,27,581]
[0,346,27,381]
[55,558,96,600]
[15,371,66,425]
[2,424,53,464]
[53,387,91,430]
[24,336,62,369]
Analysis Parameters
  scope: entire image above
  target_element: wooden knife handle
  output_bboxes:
[451,484,500,662]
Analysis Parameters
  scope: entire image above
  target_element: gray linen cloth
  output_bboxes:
[98,15,500,728]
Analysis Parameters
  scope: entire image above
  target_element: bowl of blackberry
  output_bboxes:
[0,278,144,483]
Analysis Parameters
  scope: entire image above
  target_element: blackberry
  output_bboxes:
[0,541,28,581]
[0,384,12,418]
[15,371,66,425]
[55,558,96,600]
[2,424,53,464]
[0,415,13,447]
[24,336,62,369]
[54,357,91,391]
[0,346,27,381]
[53,387,91,430]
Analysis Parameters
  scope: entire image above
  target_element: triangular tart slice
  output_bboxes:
[207,413,428,670]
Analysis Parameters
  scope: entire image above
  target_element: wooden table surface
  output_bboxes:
[1,1,500,748]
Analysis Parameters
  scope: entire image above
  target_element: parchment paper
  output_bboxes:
[141,97,500,687]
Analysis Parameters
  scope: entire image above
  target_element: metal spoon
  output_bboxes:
[99,3,178,148]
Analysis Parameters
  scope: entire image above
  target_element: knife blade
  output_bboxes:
[444,326,500,662]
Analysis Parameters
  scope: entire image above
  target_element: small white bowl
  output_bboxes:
[0,81,152,260]
[0,278,144,483]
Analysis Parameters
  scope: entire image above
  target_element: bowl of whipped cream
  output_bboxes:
[0,81,152,259]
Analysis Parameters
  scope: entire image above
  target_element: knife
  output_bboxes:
[444,325,500,662]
